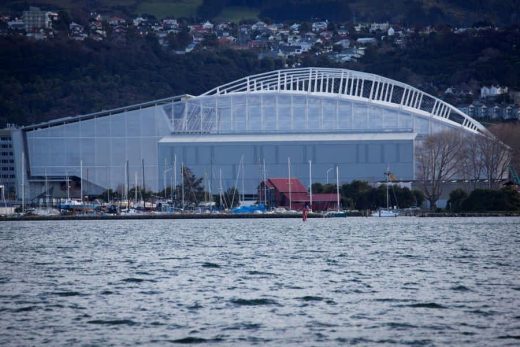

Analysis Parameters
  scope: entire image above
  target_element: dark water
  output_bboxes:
[1,217,520,346]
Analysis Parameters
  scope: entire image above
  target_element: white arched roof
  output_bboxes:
[200,67,488,135]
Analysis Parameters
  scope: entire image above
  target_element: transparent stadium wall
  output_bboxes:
[24,104,172,197]
[167,93,463,136]
[158,133,416,195]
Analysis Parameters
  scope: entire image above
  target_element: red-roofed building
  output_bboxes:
[258,178,338,211]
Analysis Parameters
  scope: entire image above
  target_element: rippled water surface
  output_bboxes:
[1,217,520,346]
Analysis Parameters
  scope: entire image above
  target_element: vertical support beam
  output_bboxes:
[400,88,408,105]
[416,93,423,109]
[431,99,439,116]
[339,71,345,95]
[376,80,383,100]
[308,69,312,93]
[444,105,451,118]
[369,79,376,100]
[405,89,413,107]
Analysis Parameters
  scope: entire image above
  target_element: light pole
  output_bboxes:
[326,167,333,184]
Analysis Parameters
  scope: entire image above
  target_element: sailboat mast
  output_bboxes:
[386,168,390,209]
[134,171,138,206]
[241,159,245,203]
[336,165,340,212]
[21,151,25,213]
[80,160,83,204]
[181,162,185,210]
[263,159,267,206]
[141,159,145,200]
[288,157,292,211]
[219,168,223,208]
[309,160,312,210]
[173,155,177,202]
[126,160,129,211]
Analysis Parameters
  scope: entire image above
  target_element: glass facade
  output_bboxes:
[26,105,171,192]
[166,93,458,136]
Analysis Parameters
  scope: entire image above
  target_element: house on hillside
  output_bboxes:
[258,178,338,211]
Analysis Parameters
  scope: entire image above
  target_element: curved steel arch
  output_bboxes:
[201,67,489,135]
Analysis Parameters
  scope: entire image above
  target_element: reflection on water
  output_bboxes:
[1,217,520,346]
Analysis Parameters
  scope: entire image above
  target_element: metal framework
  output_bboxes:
[201,67,488,135]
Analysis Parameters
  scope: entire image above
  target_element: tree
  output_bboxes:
[489,123,520,180]
[416,130,463,209]
[460,188,520,212]
[216,187,240,209]
[447,188,468,212]
[166,30,192,50]
[175,166,205,207]
[459,133,485,190]
[340,180,372,209]
[477,133,510,189]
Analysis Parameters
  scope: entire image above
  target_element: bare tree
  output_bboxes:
[477,133,510,189]
[459,133,484,190]
[416,130,463,209]
[489,123,520,179]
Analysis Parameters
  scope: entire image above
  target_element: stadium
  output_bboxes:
[4,67,489,201]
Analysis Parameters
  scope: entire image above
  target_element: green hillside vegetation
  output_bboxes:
[0,35,282,126]
[135,0,202,19]
[1,0,519,25]
[215,6,259,22]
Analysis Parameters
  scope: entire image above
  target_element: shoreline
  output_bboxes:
[1,211,520,221]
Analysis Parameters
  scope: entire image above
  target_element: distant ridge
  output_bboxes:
[0,0,518,25]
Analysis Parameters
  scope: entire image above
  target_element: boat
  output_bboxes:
[372,168,400,217]
[324,210,347,217]
[371,208,399,217]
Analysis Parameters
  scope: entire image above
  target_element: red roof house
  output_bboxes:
[258,178,338,211]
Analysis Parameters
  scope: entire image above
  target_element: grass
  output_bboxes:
[135,0,202,18]
[215,6,259,22]
[0,0,202,19]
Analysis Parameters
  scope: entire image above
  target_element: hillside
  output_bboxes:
[1,0,519,25]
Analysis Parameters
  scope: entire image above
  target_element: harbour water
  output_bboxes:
[1,217,519,346]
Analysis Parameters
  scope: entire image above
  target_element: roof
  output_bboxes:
[200,67,489,136]
[159,132,418,144]
[266,178,307,193]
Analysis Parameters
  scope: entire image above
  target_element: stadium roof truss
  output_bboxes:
[23,67,489,136]
[199,67,488,135]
